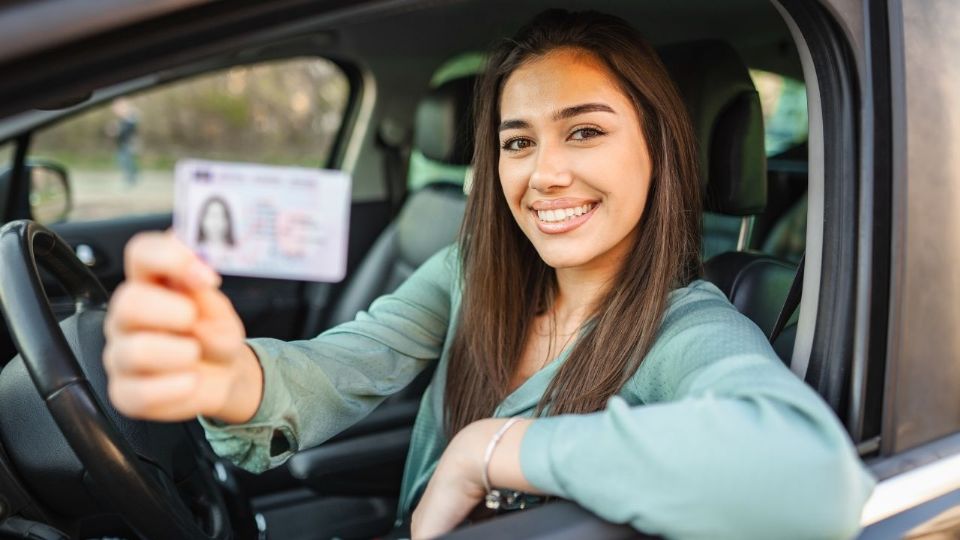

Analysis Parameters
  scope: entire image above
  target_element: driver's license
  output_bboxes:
[173,159,352,282]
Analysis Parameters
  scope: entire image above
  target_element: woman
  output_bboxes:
[196,196,235,247]
[194,195,238,270]
[102,10,874,539]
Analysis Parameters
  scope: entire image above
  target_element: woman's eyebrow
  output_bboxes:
[498,119,530,132]
[499,103,616,132]
[553,102,616,121]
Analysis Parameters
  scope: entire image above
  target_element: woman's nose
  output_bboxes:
[529,141,573,192]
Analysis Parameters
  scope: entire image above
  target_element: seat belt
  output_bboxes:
[769,252,805,344]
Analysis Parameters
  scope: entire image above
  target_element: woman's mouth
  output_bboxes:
[532,202,598,234]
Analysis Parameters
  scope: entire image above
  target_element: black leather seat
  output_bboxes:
[325,75,474,328]
[658,41,800,366]
[702,251,799,361]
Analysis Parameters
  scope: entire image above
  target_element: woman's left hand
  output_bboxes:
[411,418,535,539]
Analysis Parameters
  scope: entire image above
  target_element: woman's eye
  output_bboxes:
[569,127,605,141]
[502,137,533,151]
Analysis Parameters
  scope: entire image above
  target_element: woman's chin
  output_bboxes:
[532,242,599,270]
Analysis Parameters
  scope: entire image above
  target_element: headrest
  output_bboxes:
[658,40,767,216]
[414,75,477,166]
[397,182,466,268]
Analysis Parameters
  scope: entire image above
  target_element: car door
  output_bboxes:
[0,52,391,362]
[0,20,420,535]
[855,0,960,536]
[0,49,402,535]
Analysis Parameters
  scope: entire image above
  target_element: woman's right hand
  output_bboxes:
[103,231,263,424]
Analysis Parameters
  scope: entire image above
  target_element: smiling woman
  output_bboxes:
[101,8,875,540]
[448,27,700,436]
[500,70,652,262]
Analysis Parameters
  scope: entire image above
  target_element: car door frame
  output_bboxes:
[853,0,960,535]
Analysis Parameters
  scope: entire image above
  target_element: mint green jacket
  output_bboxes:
[201,246,875,539]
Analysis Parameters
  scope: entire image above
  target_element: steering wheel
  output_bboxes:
[0,220,235,539]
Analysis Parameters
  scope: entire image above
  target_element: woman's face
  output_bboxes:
[201,200,230,244]
[498,48,652,273]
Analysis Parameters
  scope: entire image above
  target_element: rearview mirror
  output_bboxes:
[28,160,71,225]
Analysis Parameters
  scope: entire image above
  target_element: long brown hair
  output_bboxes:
[445,9,702,436]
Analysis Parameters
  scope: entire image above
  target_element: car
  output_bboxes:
[0,0,956,538]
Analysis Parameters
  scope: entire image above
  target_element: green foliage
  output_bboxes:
[195,93,250,128]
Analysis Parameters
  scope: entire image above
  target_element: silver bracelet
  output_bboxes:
[481,417,522,510]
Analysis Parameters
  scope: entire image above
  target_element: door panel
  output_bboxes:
[45,214,309,341]
[50,214,170,290]
[859,488,960,538]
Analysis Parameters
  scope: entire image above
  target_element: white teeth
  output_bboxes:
[536,203,595,223]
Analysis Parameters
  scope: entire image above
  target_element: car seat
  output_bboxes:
[325,75,474,328]
[274,76,476,514]
[658,41,802,366]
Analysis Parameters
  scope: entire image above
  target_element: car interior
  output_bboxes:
[0,0,846,538]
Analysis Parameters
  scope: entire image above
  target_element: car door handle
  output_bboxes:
[74,244,97,267]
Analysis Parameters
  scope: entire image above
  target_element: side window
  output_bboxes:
[0,141,15,215]
[749,69,808,264]
[29,57,350,223]
[749,70,808,156]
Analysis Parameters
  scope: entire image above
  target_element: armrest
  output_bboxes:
[286,426,411,494]
[442,501,648,540]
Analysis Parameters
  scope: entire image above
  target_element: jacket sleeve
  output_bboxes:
[518,284,876,540]
[200,246,457,473]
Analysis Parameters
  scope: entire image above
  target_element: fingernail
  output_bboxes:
[189,260,221,288]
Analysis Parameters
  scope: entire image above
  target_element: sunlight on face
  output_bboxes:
[498,48,652,273]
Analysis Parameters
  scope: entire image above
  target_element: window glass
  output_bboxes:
[749,69,808,156]
[0,141,14,218]
[748,70,808,264]
[30,57,350,222]
[0,142,12,167]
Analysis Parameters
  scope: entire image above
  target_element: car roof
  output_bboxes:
[338,0,800,77]
[0,0,215,64]
[0,0,801,87]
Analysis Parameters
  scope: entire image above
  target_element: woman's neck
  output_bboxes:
[550,227,634,328]
[552,262,618,331]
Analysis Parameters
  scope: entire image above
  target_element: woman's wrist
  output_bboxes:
[454,418,540,496]
[206,343,264,424]
[410,418,543,539]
